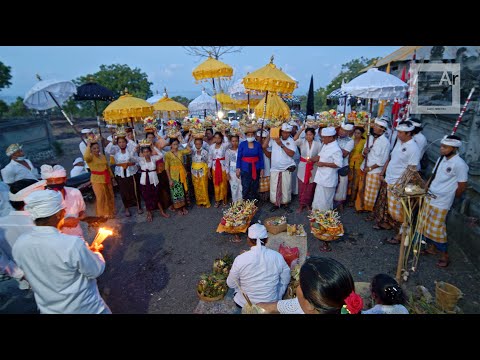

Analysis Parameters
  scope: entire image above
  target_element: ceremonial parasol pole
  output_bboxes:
[427,87,475,187]
[359,114,371,210]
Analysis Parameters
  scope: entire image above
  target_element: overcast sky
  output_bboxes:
[0,46,399,100]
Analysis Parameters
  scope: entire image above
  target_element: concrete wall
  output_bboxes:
[378,46,480,267]
[0,117,55,180]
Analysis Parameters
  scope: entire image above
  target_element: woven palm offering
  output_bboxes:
[190,120,206,139]
[308,209,344,241]
[354,111,369,127]
[264,216,287,235]
[197,272,228,301]
[391,167,428,198]
[220,200,258,231]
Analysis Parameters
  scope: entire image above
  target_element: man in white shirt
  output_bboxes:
[40,164,86,239]
[409,118,428,172]
[70,157,87,178]
[384,120,421,244]
[312,127,343,211]
[359,118,390,213]
[418,135,468,268]
[12,190,111,314]
[268,123,297,212]
[1,143,40,184]
[334,123,355,210]
[226,223,290,308]
[0,180,43,290]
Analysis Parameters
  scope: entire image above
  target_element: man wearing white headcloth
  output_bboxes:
[357,118,390,213]
[12,190,111,314]
[41,164,86,239]
[312,127,343,212]
[70,157,87,178]
[226,222,290,308]
[267,123,297,212]
[1,143,40,184]
[417,135,468,268]
[409,118,428,172]
[0,179,45,289]
[384,120,421,245]
[334,123,355,210]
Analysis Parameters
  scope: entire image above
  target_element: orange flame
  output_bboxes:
[93,227,113,247]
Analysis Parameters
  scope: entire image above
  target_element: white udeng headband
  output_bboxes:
[9,180,47,202]
[396,124,415,132]
[440,135,462,148]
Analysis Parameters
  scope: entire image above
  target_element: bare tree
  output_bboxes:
[183,46,243,60]
[185,46,243,94]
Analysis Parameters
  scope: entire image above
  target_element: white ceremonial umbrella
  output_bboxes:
[146,93,164,105]
[188,90,217,117]
[341,68,408,100]
[23,76,84,142]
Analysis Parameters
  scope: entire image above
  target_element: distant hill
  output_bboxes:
[0,95,19,104]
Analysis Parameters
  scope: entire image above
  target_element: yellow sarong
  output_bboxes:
[192,162,211,208]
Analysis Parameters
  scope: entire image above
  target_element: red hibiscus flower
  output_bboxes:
[344,292,363,314]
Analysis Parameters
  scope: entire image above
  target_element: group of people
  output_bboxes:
[0,111,470,313]
[227,222,408,314]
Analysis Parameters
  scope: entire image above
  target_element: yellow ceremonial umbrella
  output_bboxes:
[243,56,297,137]
[254,92,290,120]
[192,57,233,115]
[214,92,236,110]
[234,98,261,110]
[153,88,188,119]
[103,89,154,143]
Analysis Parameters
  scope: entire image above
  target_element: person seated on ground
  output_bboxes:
[226,223,291,307]
[1,143,40,184]
[257,257,363,315]
[362,273,409,314]
[70,157,87,178]
[12,190,111,314]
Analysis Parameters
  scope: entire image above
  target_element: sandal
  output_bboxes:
[320,241,332,252]
[230,236,242,243]
[436,259,450,268]
[385,237,400,245]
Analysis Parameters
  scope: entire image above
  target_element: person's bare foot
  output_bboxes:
[146,211,153,222]
[125,208,131,217]
[214,202,220,208]
[182,208,189,215]
[296,206,304,214]
[160,211,170,218]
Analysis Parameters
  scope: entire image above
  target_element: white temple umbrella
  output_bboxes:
[146,92,164,105]
[228,78,263,114]
[188,90,217,118]
[24,76,85,143]
[341,68,407,100]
